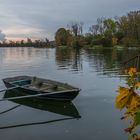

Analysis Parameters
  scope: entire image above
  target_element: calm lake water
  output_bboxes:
[0,47,138,140]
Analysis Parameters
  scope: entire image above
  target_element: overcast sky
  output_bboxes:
[0,0,139,41]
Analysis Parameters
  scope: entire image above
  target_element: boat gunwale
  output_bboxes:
[3,76,78,87]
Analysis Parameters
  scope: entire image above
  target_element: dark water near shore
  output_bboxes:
[0,47,139,140]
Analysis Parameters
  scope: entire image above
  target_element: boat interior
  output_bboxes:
[9,77,71,92]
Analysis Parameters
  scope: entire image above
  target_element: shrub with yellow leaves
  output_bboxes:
[116,68,140,139]
[127,68,137,76]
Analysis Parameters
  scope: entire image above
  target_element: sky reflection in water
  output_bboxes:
[0,47,139,140]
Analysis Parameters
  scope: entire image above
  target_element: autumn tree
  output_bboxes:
[117,10,140,47]
[89,17,118,47]
[55,28,72,46]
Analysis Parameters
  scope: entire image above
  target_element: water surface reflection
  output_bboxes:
[55,47,139,76]
[0,90,81,130]
[0,47,139,140]
[4,90,81,118]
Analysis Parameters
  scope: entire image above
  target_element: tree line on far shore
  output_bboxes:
[0,10,139,48]
[0,38,54,48]
[55,10,140,48]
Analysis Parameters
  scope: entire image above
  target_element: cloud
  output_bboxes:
[0,30,6,42]
[0,0,139,40]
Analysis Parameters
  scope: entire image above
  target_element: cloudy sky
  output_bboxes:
[0,0,139,41]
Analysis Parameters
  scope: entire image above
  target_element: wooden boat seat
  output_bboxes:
[39,84,58,92]
[25,83,58,93]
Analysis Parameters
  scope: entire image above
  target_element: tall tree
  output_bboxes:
[117,10,140,47]
[67,22,84,36]
[103,18,117,36]
[55,28,71,46]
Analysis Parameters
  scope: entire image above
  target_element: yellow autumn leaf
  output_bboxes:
[122,94,140,120]
[134,82,140,88]
[128,68,137,76]
[133,134,140,140]
[115,87,132,109]
[127,95,140,112]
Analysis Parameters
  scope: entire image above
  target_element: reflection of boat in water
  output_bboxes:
[0,91,81,130]
[4,90,81,118]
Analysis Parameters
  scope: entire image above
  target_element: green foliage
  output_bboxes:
[103,18,117,36]
[115,31,124,44]
[70,36,86,48]
[88,10,140,48]
[84,33,94,45]
[101,37,113,47]
[122,37,140,47]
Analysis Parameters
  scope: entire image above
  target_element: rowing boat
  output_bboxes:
[3,76,80,101]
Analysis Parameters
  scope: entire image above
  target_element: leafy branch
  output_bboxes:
[116,68,140,140]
